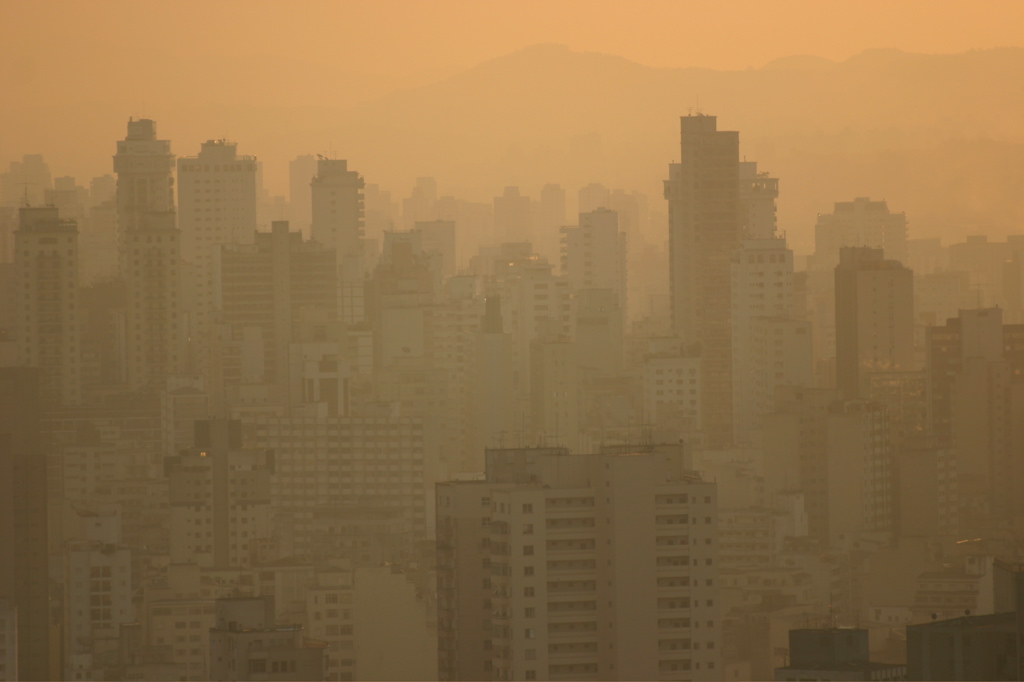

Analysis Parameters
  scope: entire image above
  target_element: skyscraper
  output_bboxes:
[834,247,914,399]
[112,119,174,272]
[0,368,53,681]
[15,206,81,405]
[165,420,274,568]
[288,154,317,236]
[437,445,721,681]
[310,157,366,324]
[176,139,258,347]
[122,211,184,392]
[664,115,742,447]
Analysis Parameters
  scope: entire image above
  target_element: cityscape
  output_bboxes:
[3,2,1024,681]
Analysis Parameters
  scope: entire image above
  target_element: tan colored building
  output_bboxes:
[14,207,81,405]
[437,445,721,681]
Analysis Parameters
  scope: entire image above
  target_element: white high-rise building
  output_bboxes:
[14,207,81,405]
[437,445,721,681]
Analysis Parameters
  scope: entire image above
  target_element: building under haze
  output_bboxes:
[437,445,721,681]
[14,206,81,406]
[0,368,53,681]
[177,139,258,346]
[218,221,338,402]
[813,198,908,271]
[123,211,184,393]
[665,115,742,448]
[113,118,175,272]
[165,420,274,568]
[289,154,317,236]
[310,157,366,325]
[835,247,915,399]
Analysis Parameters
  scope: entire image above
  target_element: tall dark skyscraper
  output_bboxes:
[0,368,53,680]
[664,115,741,447]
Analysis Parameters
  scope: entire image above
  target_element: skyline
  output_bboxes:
[4,4,1024,675]
[4,1,1024,210]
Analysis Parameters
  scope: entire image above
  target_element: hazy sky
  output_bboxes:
[3,0,1023,209]
[4,0,1023,77]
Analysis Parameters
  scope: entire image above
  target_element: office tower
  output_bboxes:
[573,288,624,377]
[14,206,81,405]
[208,596,326,681]
[925,307,1024,440]
[250,415,426,561]
[494,251,575,426]
[369,231,442,367]
[363,182,399,246]
[0,154,52,207]
[177,139,258,343]
[44,176,88,222]
[310,158,366,324]
[537,184,567,262]
[305,569,357,681]
[63,509,134,680]
[824,400,894,545]
[494,186,532,243]
[123,211,184,392]
[0,369,53,681]
[560,207,628,320]
[288,154,317,236]
[834,247,914,399]
[437,446,721,681]
[414,219,457,281]
[664,115,742,448]
[403,177,438,228]
[761,387,837,537]
[113,118,175,271]
[578,182,611,214]
[0,599,15,680]
[813,197,908,271]
[737,162,778,240]
[730,236,812,443]
[218,221,337,401]
[895,441,957,538]
[160,376,211,456]
[473,296,517,459]
[530,333,579,448]
[775,628,905,681]
[165,420,274,568]
[642,338,702,435]
[746,317,812,437]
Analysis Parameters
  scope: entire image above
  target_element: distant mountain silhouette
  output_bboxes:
[4,44,1022,248]
[317,44,1024,248]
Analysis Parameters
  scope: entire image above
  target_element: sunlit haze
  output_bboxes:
[2,3,1024,681]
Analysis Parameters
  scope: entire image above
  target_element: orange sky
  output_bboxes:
[2,0,1023,204]
[3,0,1023,77]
